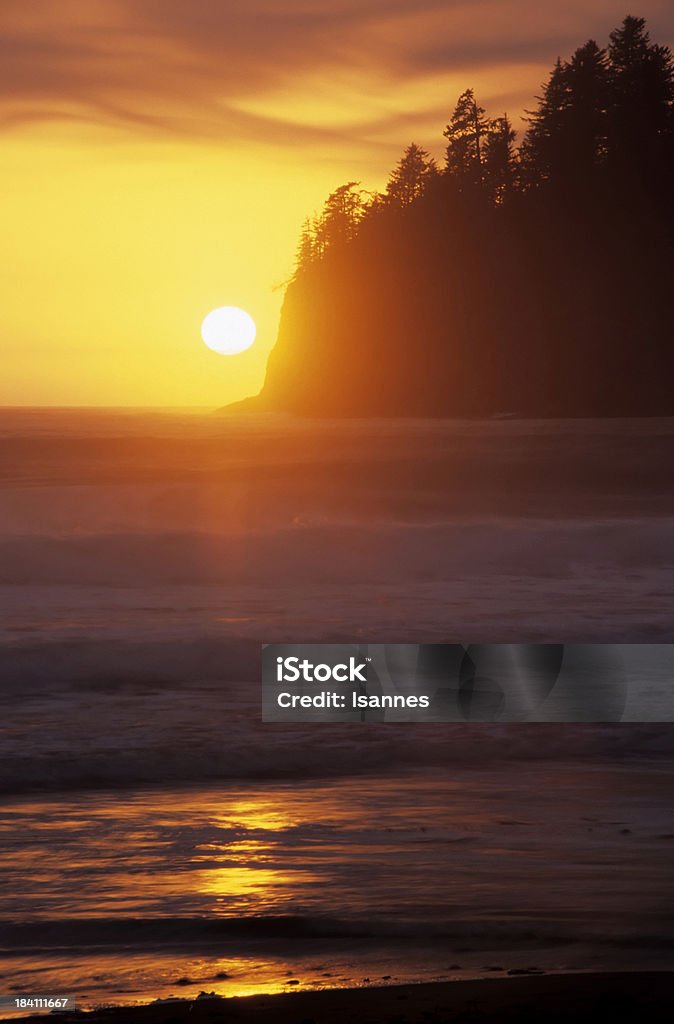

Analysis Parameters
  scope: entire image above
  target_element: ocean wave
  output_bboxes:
[0,519,672,585]
[4,914,671,953]
[1,689,672,794]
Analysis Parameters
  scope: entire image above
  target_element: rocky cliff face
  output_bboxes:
[247,185,674,419]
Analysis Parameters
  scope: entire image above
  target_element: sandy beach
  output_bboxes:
[4,972,674,1024]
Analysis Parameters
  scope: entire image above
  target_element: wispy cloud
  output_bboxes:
[0,0,672,148]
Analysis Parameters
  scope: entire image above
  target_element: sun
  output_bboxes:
[201,306,257,355]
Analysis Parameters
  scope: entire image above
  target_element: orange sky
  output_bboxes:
[1,0,672,407]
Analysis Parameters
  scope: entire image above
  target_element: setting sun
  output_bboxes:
[201,306,257,356]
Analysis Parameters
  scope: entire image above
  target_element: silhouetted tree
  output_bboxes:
[295,218,316,275]
[444,89,489,187]
[565,41,610,178]
[607,16,674,188]
[386,143,438,207]
[361,191,389,220]
[520,59,570,186]
[315,182,364,253]
[522,42,608,188]
[482,115,517,203]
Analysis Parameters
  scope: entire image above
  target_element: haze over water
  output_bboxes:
[1,409,673,1010]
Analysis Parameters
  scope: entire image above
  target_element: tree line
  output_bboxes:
[295,16,673,272]
[260,16,673,417]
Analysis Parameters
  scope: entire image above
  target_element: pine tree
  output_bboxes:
[521,42,608,188]
[386,143,438,207]
[520,59,570,186]
[314,182,364,254]
[565,40,609,176]
[294,218,316,276]
[444,89,489,187]
[607,15,674,185]
[482,115,517,203]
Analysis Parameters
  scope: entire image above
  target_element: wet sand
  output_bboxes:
[5,972,674,1024]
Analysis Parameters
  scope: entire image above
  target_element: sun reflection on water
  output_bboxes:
[196,800,320,911]
[2,769,672,1011]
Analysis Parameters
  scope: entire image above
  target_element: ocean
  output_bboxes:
[0,409,673,1012]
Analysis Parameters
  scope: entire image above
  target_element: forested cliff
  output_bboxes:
[254,17,674,417]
